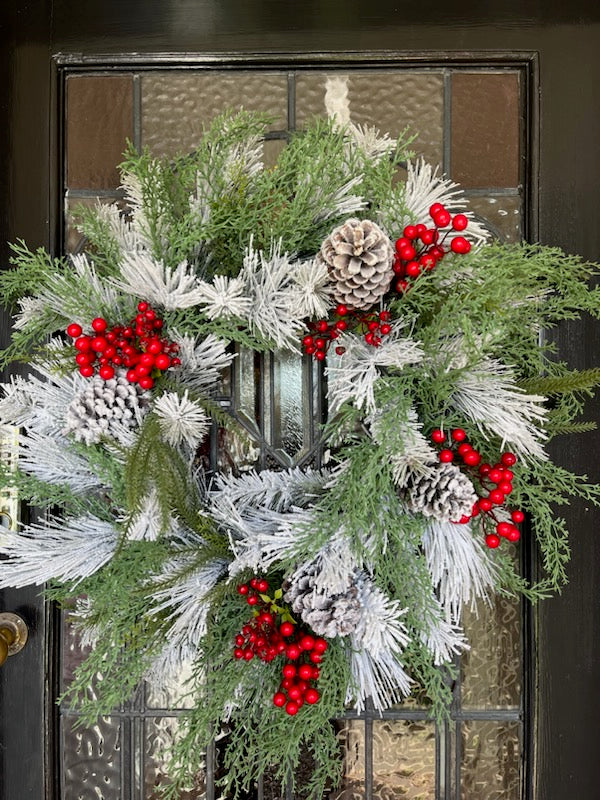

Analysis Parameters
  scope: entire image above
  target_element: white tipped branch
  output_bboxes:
[422,520,498,621]
[154,391,210,449]
[452,359,548,460]
[113,252,205,310]
[171,332,235,395]
[195,274,252,321]
[18,431,105,492]
[369,405,437,488]
[326,324,424,415]
[212,466,330,513]
[0,516,118,587]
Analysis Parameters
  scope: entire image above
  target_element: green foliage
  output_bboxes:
[0,240,69,308]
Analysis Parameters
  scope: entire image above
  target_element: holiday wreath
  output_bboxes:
[1,111,600,796]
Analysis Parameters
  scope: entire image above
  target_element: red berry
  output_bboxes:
[304,688,320,704]
[511,510,525,523]
[380,324,392,335]
[420,229,436,246]
[458,515,471,524]
[431,429,445,443]
[235,635,244,646]
[314,337,327,349]
[299,635,315,651]
[286,645,301,660]
[497,522,512,537]
[139,353,155,368]
[489,489,505,505]
[451,236,471,254]
[67,323,83,338]
[315,351,326,361]
[75,336,91,352]
[503,469,514,481]
[471,502,480,517]
[126,369,138,383]
[439,449,454,463]
[399,245,416,261]
[395,237,411,252]
[419,254,436,271]
[396,279,409,293]
[303,335,314,347]
[310,652,323,664]
[146,340,162,355]
[135,365,150,377]
[485,534,501,549]
[501,452,517,466]
[429,203,444,217]
[79,365,94,378]
[403,225,418,240]
[313,638,328,654]
[280,622,294,637]
[433,209,451,227]
[281,677,293,689]
[90,336,108,353]
[479,463,492,476]
[243,649,254,661]
[305,346,316,356]
[237,584,249,595]
[273,692,286,707]
[91,317,107,332]
[336,304,348,316]
[259,612,273,626]
[335,346,345,356]
[498,481,513,495]
[316,320,328,333]
[288,686,302,701]
[122,327,134,339]
[457,443,472,456]
[488,469,503,484]
[144,309,156,321]
[478,497,493,512]
[298,664,313,681]
[452,213,468,231]
[137,301,149,312]
[507,528,521,542]
[451,428,467,442]
[171,357,181,367]
[335,320,348,331]
[283,664,296,678]
[285,701,299,716]
[405,261,421,278]
[99,365,115,380]
[234,648,244,659]
[75,352,93,366]
[312,667,320,679]
[247,594,259,606]
[257,579,269,593]
[463,450,482,467]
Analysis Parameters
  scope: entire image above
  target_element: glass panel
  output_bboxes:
[373,720,436,800]
[145,717,206,799]
[451,72,521,188]
[272,349,304,458]
[461,595,521,710]
[295,71,444,164]
[62,716,121,800]
[465,195,522,243]
[458,721,521,800]
[331,720,365,800]
[66,75,133,190]
[141,72,288,157]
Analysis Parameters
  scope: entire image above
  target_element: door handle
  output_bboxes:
[0,612,28,666]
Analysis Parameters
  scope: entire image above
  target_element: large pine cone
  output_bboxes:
[318,218,394,311]
[403,462,477,522]
[283,564,362,638]
[64,370,149,445]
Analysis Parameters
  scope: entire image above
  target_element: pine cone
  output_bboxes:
[403,462,477,522]
[317,218,394,311]
[283,564,362,638]
[64,370,149,445]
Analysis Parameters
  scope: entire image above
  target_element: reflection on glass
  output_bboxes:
[331,720,365,800]
[145,717,206,799]
[373,720,435,800]
[62,716,121,800]
[461,595,521,710]
[273,349,304,458]
[458,720,520,800]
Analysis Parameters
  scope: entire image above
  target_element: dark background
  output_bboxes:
[1,2,600,798]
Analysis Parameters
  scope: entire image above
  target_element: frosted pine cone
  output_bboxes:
[283,564,362,638]
[317,218,394,311]
[403,462,477,522]
[64,371,149,445]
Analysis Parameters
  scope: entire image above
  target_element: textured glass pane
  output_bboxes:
[461,595,521,709]
[466,195,522,243]
[145,717,206,798]
[272,349,304,458]
[331,720,365,800]
[145,667,196,710]
[62,716,121,800]
[458,721,521,800]
[373,720,435,800]
[452,72,521,188]
[66,75,133,190]
[142,72,288,158]
[295,71,444,164]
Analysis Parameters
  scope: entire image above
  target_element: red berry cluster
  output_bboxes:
[430,428,524,549]
[234,577,328,716]
[393,205,471,294]
[66,302,181,390]
[302,305,393,360]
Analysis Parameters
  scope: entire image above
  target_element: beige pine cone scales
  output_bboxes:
[318,218,394,311]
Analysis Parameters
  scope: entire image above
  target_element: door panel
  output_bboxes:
[2,3,600,800]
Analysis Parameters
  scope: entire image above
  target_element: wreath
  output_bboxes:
[1,111,599,797]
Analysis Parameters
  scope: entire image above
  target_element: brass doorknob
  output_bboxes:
[0,612,28,666]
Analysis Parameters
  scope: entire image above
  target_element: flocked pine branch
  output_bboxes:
[112,252,205,310]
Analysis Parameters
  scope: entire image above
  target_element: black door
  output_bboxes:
[2,3,600,799]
